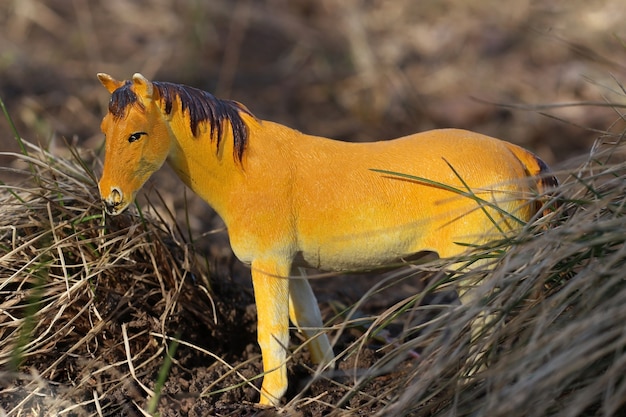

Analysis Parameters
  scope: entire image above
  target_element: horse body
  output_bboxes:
[96,73,555,406]
[289,130,534,266]
[223,120,538,270]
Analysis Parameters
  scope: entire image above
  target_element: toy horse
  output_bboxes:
[96,73,556,406]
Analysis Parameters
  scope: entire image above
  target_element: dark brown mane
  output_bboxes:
[108,80,138,118]
[108,80,252,163]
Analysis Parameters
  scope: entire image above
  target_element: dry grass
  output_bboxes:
[0,139,216,415]
[0,126,625,416]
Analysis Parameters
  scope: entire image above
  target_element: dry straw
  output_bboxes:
[0,138,215,415]
[0,128,625,416]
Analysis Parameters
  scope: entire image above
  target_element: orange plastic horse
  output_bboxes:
[97,73,555,406]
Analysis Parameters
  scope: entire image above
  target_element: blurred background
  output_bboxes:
[1,0,625,226]
[1,0,625,156]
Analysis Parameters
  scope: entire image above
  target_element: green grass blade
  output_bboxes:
[370,167,525,229]
[0,95,27,156]
[146,335,180,415]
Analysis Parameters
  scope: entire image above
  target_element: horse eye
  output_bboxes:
[128,132,147,143]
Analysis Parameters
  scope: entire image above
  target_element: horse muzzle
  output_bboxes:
[101,186,127,216]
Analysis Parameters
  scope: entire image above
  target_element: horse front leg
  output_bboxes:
[288,269,335,366]
[251,258,291,406]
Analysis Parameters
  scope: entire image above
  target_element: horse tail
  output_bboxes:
[506,143,559,215]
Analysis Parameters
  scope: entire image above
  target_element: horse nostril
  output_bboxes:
[103,187,124,215]
[110,187,123,204]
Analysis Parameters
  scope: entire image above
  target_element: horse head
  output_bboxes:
[97,73,171,215]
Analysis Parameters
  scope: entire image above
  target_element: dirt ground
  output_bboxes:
[1,1,626,416]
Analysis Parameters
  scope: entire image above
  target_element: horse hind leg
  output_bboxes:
[456,255,504,375]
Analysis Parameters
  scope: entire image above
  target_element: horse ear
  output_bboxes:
[131,73,155,100]
[97,73,124,93]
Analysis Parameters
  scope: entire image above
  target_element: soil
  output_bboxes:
[85,257,443,416]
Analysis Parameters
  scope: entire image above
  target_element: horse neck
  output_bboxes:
[164,111,245,217]
[164,112,306,226]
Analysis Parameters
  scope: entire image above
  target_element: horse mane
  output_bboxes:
[108,80,252,163]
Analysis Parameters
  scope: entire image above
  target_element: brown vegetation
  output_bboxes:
[1,122,625,416]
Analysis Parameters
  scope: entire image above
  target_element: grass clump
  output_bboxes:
[0,139,215,415]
